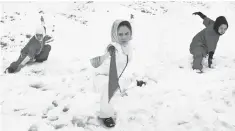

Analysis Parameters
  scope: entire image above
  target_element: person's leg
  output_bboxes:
[191,46,205,71]
[7,53,27,73]
[93,75,115,118]
[192,53,203,70]
[35,44,51,62]
[95,75,115,127]
[100,83,115,119]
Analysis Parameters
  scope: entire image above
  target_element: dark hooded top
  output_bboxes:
[190,16,228,54]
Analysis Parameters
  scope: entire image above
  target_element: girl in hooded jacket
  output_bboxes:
[190,12,228,73]
[90,20,145,127]
[5,16,53,73]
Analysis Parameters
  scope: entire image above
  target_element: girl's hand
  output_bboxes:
[107,45,116,56]
[120,89,128,97]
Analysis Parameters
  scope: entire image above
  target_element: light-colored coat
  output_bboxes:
[92,20,134,118]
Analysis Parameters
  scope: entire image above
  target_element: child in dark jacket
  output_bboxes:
[190,12,228,73]
[5,16,53,73]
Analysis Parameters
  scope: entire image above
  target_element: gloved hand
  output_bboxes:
[208,58,212,68]
[44,35,54,43]
[107,45,116,56]
[208,51,214,68]
[192,11,206,19]
[120,88,128,97]
[136,80,146,87]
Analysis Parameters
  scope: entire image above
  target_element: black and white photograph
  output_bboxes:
[0,1,235,131]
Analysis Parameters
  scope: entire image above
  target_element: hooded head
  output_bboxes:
[213,16,228,35]
[35,25,45,42]
[111,20,132,45]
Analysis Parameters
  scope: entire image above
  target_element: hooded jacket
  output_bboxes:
[190,16,228,54]
[21,26,52,60]
[94,20,133,77]
[214,16,228,35]
[92,20,135,92]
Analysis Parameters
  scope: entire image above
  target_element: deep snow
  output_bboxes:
[1,1,235,131]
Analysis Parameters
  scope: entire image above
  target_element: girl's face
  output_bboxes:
[218,24,228,35]
[36,33,43,42]
[117,26,132,45]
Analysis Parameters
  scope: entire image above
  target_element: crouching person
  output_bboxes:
[5,26,52,73]
[190,12,228,73]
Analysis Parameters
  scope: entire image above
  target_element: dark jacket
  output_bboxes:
[190,17,220,54]
[21,35,51,59]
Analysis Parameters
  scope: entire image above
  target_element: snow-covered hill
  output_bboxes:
[1,1,235,131]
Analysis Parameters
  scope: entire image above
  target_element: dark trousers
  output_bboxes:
[35,44,51,62]
[190,46,207,70]
[8,44,51,71]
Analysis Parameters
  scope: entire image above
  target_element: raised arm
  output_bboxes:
[193,12,215,27]
[203,17,215,27]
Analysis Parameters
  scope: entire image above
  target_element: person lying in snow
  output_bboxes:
[190,12,228,73]
[5,16,53,73]
[90,20,146,128]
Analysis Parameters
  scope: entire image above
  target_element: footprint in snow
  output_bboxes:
[28,124,38,131]
[52,100,58,107]
[71,116,86,127]
[21,112,36,116]
[48,116,59,121]
[219,120,234,130]
[220,56,227,59]
[213,108,225,113]
[53,124,67,130]
[29,82,45,90]
[13,108,26,112]
[232,90,235,97]
[62,106,69,112]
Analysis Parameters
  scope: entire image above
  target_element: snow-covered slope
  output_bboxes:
[1,1,235,131]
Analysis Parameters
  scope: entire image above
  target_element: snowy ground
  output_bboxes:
[1,1,235,131]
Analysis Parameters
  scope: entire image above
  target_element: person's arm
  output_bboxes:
[90,52,109,68]
[41,16,45,27]
[206,36,219,68]
[193,11,207,19]
[193,12,214,27]
[90,44,117,68]
[44,35,54,43]
[122,46,147,94]
[203,17,215,27]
